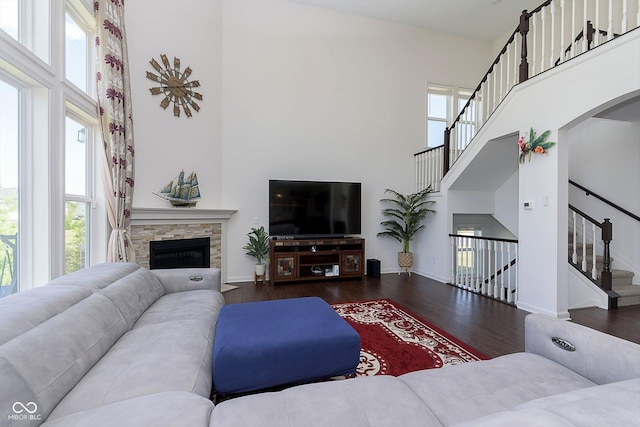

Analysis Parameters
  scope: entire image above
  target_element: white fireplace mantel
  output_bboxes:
[129,207,237,283]
[130,207,237,225]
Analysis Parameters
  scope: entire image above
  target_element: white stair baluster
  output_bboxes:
[608,0,613,41]
[473,239,480,292]
[592,223,598,279]
[457,235,462,288]
[514,243,518,302]
[581,216,588,272]
[622,0,628,32]
[491,241,498,298]
[571,0,577,58]
[452,236,458,287]
[479,240,487,294]
[500,241,505,301]
[583,0,588,53]
[595,0,601,47]
[572,211,577,263]
[507,242,512,303]
[532,13,538,75]
[560,0,567,64]
[464,236,469,289]
[508,45,513,91]
[541,7,547,73]
[550,4,556,69]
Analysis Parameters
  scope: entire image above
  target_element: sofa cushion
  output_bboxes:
[453,378,640,426]
[398,352,596,426]
[133,289,224,330]
[98,268,166,329]
[48,291,221,420]
[0,285,91,345]
[48,262,141,290]
[0,293,128,424]
[211,375,443,427]
[41,392,214,427]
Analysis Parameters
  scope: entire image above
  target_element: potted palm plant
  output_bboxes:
[377,187,435,275]
[243,226,270,278]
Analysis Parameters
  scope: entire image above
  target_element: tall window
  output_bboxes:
[0,0,102,294]
[426,84,473,147]
[65,9,89,93]
[65,115,94,274]
[0,0,19,39]
[0,79,19,296]
[0,0,50,63]
[64,4,95,274]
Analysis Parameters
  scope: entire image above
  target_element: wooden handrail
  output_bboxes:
[568,204,603,229]
[570,180,640,222]
[414,144,444,157]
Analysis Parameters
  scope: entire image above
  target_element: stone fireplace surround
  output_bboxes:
[130,207,236,282]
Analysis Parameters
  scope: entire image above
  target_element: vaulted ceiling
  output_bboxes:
[287,0,544,42]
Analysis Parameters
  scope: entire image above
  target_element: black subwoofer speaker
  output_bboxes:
[366,259,381,278]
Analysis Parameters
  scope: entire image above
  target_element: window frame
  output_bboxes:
[426,83,474,148]
[0,0,106,291]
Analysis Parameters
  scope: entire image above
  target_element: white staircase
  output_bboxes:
[569,238,640,307]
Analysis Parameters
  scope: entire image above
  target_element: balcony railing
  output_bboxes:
[450,234,519,304]
[0,233,18,298]
[416,0,640,192]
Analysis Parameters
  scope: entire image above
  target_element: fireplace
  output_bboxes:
[149,237,211,269]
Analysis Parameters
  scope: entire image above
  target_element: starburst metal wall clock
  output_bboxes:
[146,54,202,118]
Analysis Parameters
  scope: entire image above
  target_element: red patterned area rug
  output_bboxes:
[332,299,488,377]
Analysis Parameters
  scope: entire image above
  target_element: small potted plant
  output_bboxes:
[377,187,435,275]
[243,226,270,278]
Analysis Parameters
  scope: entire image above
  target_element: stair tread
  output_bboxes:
[613,284,640,297]
[607,269,635,278]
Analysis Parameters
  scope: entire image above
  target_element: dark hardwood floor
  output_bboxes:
[223,274,640,359]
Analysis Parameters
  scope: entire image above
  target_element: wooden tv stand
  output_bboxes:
[269,238,364,283]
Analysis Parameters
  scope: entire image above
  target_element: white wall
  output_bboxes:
[494,170,519,235]
[124,0,492,281]
[218,0,491,281]
[125,0,223,207]
[453,214,516,240]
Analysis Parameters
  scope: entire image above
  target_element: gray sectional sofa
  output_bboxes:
[0,263,224,427]
[212,313,640,426]
[1,262,639,426]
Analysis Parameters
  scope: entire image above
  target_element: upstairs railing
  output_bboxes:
[449,234,519,305]
[416,0,640,192]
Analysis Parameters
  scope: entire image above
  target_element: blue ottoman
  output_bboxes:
[213,297,360,394]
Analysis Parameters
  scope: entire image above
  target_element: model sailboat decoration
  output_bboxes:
[155,170,201,207]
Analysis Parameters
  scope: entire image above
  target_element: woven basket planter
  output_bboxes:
[397,252,413,276]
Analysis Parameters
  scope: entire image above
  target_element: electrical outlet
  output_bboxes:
[253,217,259,225]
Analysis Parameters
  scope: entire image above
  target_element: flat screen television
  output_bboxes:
[269,180,361,238]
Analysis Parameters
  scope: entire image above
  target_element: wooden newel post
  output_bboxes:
[519,10,530,83]
[586,20,594,50]
[443,127,451,175]
[601,218,613,291]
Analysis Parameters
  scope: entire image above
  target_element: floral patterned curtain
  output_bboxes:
[95,0,136,262]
